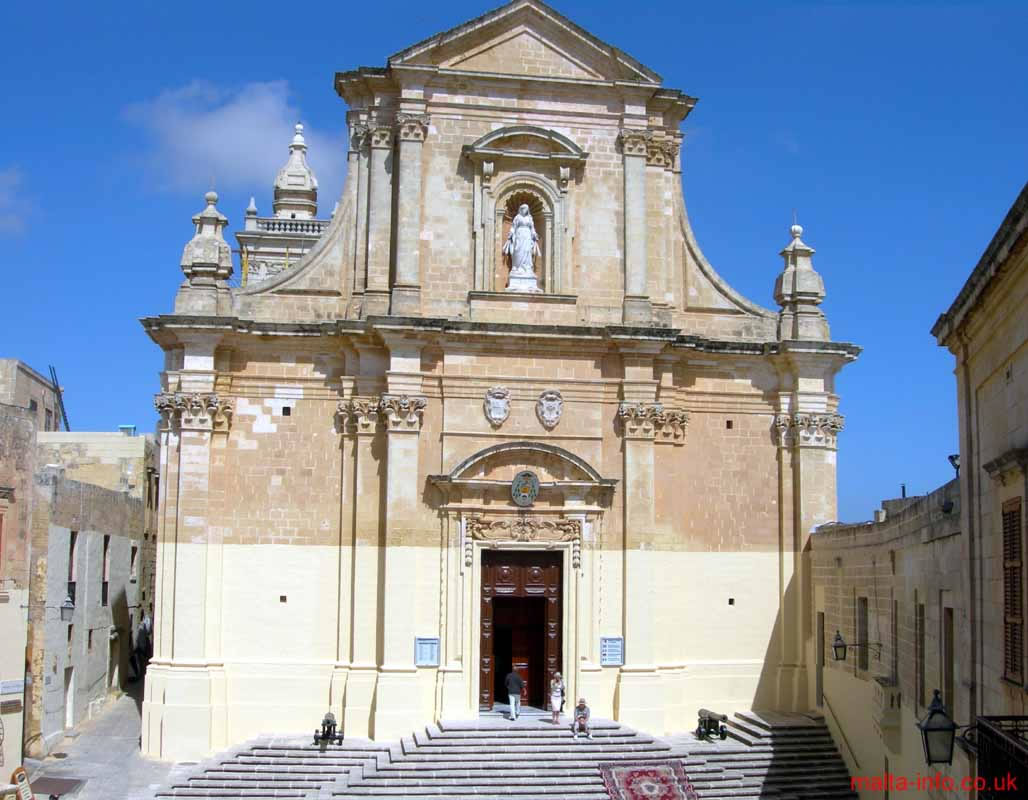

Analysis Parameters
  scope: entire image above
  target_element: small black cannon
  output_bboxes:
[696,708,728,740]
[313,711,344,746]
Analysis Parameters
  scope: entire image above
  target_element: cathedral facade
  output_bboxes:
[141,0,859,760]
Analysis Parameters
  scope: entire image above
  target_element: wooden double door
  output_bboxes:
[480,549,562,710]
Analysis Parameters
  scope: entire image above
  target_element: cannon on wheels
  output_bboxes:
[313,712,344,746]
[696,708,728,740]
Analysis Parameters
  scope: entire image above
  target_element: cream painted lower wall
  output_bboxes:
[143,542,792,759]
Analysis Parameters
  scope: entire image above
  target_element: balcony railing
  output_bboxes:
[976,716,1028,799]
[255,218,327,235]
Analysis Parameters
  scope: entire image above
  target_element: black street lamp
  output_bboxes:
[831,630,881,661]
[948,453,960,477]
[917,690,958,765]
[60,595,75,622]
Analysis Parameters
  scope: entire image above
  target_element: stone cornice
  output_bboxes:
[982,447,1028,485]
[154,392,232,432]
[139,314,862,359]
[773,412,844,449]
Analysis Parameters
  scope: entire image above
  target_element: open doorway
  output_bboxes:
[492,596,546,708]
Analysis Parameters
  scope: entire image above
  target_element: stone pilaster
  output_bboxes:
[391,114,429,315]
[615,394,662,729]
[336,396,382,738]
[373,392,427,740]
[620,130,651,324]
[143,385,232,759]
[348,118,370,317]
[364,125,394,316]
[773,408,844,711]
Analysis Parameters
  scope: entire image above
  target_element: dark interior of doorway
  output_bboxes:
[492,596,546,708]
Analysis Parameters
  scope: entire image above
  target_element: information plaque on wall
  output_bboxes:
[600,637,624,666]
[415,637,440,667]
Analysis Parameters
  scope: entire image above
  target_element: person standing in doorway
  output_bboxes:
[549,672,565,724]
[505,669,525,720]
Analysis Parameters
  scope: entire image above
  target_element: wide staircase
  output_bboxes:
[151,711,857,799]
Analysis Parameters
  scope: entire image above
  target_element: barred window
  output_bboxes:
[1003,497,1024,683]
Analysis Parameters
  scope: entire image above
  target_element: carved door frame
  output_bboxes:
[468,535,581,716]
[480,549,562,710]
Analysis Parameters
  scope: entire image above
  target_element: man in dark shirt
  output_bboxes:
[504,670,525,720]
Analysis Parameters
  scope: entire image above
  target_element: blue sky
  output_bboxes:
[2,1,1025,522]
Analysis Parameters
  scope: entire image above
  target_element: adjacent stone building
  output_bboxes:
[141,0,859,760]
[811,482,966,792]
[809,180,1028,797]
[0,361,62,771]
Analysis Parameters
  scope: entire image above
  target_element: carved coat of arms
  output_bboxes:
[536,389,563,429]
[483,386,510,426]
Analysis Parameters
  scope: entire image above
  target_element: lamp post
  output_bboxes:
[948,453,960,478]
[917,690,958,765]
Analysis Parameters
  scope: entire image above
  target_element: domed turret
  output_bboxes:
[273,123,318,220]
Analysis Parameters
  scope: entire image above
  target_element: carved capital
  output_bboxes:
[379,394,426,431]
[154,392,232,432]
[654,408,690,444]
[619,129,651,158]
[336,397,381,434]
[773,412,844,449]
[369,126,393,149]
[349,124,370,152]
[617,401,664,439]
[646,139,678,169]
[465,516,582,568]
[395,113,429,142]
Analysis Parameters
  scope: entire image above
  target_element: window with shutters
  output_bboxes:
[1003,497,1024,683]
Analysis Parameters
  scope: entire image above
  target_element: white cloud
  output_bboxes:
[124,80,346,203]
[0,167,26,235]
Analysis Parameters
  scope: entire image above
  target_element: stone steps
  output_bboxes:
[152,711,858,800]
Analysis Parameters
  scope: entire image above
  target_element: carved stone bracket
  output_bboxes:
[395,113,430,142]
[773,412,845,449]
[336,397,381,434]
[379,394,427,431]
[464,516,582,568]
[154,392,232,432]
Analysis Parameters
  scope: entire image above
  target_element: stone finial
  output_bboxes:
[180,191,232,282]
[773,220,829,341]
[273,122,319,220]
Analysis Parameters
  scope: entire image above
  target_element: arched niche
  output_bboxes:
[463,127,587,295]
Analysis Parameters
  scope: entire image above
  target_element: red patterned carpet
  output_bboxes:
[599,760,700,800]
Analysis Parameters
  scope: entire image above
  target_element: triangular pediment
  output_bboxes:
[389,0,661,84]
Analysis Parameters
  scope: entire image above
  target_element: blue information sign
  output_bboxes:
[600,637,624,666]
[415,637,440,667]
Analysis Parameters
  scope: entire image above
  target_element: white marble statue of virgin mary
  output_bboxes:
[503,203,542,293]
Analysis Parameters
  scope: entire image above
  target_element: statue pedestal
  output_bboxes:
[507,273,542,293]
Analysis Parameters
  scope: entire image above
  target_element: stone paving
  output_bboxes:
[23,685,180,800]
